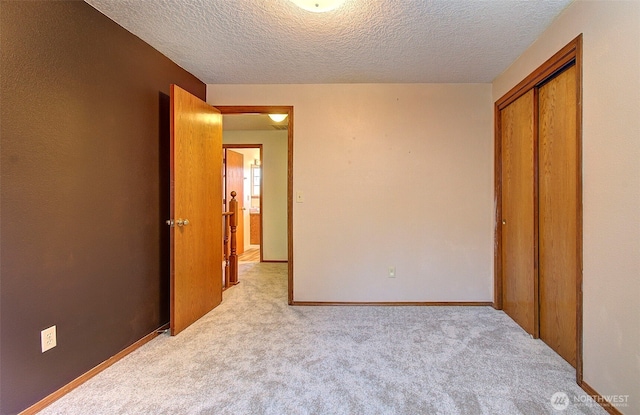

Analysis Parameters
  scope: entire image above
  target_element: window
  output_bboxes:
[251,165,261,197]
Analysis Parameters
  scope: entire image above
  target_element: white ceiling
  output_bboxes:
[85,0,573,84]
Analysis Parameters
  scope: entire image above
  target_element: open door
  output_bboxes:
[170,84,222,336]
[225,149,245,255]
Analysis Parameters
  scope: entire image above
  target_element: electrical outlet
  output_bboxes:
[41,325,57,353]
[388,266,396,278]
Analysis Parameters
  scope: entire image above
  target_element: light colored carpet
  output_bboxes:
[38,263,605,415]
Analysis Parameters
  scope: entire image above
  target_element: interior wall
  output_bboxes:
[208,84,494,302]
[492,0,640,412]
[223,131,288,260]
[0,2,205,414]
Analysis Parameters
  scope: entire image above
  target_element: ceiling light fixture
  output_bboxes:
[268,114,288,122]
[289,0,345,13]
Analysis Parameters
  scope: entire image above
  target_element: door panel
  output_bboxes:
[170,85,222,336]
[501,90,536,336]
[538,65,578,366]
[226,149,244,255]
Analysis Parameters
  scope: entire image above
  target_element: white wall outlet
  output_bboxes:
[388,266,396,278]
[296,191,304,203]
[41,325,57,353]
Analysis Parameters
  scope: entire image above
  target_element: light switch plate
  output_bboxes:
[388,266,396,278]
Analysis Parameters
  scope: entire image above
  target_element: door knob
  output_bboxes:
[166,219,175,227]
[502,220,506,225]
[176,219,190,227]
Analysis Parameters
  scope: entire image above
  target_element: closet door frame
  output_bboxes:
[494,35,583,383]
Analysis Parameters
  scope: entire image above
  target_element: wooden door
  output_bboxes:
[538,65,578,366]
[500,90,537,336]
[225,149,244,255]
[170,85,222,336]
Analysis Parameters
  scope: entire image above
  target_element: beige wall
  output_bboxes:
[493,0,640,412]
[209,84,493,302]
[223,130,288,260]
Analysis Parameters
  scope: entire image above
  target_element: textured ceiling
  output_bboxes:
[85,0,573,84]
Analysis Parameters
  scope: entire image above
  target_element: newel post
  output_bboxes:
[223,212,230,289]
[229,191,239,286]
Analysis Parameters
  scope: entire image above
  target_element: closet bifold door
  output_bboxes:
[538,64,578,367]
[495,35,582,380]
[500,90,537,336]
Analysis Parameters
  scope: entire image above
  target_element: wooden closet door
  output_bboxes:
[500,90,537,336]
[538,65,578,366]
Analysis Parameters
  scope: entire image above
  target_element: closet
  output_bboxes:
[495,36,582,375]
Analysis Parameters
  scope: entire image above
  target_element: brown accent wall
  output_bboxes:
[0,2,206,414]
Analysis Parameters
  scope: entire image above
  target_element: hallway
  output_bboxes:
[238,247,260,263]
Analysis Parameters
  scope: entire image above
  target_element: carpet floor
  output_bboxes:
[38,263,605,414]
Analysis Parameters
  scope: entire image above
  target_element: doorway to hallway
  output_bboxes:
[219,107,293,303]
